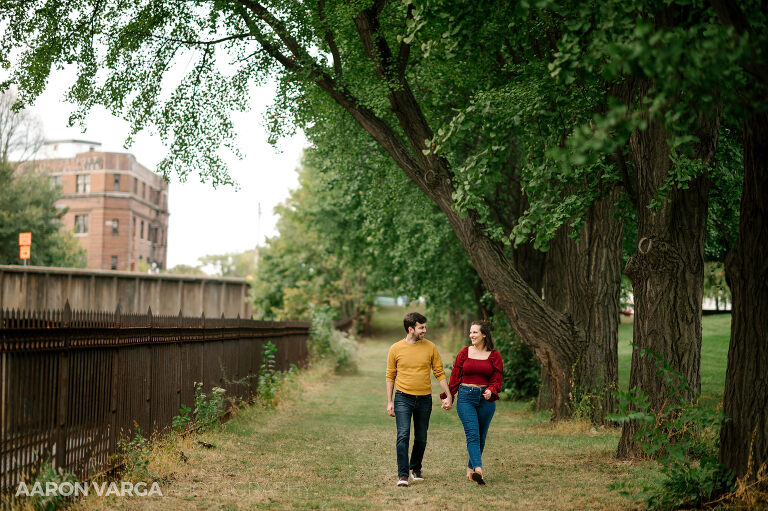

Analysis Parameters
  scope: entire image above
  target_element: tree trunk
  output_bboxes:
[441,211,584,419]
[719,112,768,481]
[538,186,624,421]
[617,113,717,457]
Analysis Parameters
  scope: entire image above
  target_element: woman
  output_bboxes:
[441,320,503,485]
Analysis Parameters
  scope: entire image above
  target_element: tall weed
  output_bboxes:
[310,307,358,374]
[609,346,733,509]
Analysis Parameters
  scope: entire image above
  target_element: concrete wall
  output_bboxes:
[0,265,252,317]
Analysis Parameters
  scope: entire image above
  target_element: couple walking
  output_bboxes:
[385,312,503,487]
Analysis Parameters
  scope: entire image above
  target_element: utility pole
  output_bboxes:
[254,202,262,268]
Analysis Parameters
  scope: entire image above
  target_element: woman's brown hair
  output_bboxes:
[471,320,494,351]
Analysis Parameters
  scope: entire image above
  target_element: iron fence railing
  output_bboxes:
[0,302,312,491]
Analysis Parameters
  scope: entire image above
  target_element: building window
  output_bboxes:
[76,174,90,193]
[74,215,89,234]
[140,220,144,239]
[111,256,118,270]
[133,177,138,194]
[142,182,146,199]
[148,226,157,243]
[50,175,62,189]
[132,217,136,235]
[111,219,119,235]
[113,174,120,191]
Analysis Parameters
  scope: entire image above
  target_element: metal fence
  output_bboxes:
[0,302,312,491]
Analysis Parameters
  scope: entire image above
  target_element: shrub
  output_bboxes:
[570,379,618,424]
[609,346,733,510]
[172,382,226,432]
[16,462,78,511]
[490,314,540,400]
[117,424,153,481]
[310,307,358,374]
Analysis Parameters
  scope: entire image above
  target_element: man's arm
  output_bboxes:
[430,345,452,409]
[439,378,452,410]
[386,345,397,416]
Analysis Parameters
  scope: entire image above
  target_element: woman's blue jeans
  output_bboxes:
[456,385,496,470]
[394,390,432,477]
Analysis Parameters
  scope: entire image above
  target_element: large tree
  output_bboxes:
[709,0,768,482]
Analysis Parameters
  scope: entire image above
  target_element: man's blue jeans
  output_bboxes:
[394,390,432,477]
[456,385,496,470]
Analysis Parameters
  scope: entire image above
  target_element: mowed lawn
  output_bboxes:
[74,307,731,511]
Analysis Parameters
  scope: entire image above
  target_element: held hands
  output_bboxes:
[387,402,395,417]
[441,397,452,410]
[482,389,492,400]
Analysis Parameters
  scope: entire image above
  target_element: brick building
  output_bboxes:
[29,140,169,271]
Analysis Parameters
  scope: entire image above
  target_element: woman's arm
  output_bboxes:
[487,350,504,400]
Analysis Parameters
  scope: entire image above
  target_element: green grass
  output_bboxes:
[72,306,730,510]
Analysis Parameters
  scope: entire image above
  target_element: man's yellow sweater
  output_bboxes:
[386,339,446,395]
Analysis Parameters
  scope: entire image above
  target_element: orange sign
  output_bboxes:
[19,245,31,259]
[19,232,31,246]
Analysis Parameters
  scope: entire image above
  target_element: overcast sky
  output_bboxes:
[29,72,306,270]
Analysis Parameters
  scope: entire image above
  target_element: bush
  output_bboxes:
[171,382,226,432]
[17,462,78,511]
[490,314,540,400]
[570,380,618,424]
[609,346,733,510]
[117,424,153,482]
[310,307,358,374]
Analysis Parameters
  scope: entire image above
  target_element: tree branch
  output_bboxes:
[238,0,317,68]
[317,0,342,76]
[612,144,637,209]
[151,33,252,47]
[395,3,414,80]
[353,3,442,178]
[709,0,768,89]
[709,0,750,35]
[238,10,303,72]
[235,3,426,187]
[353,3,395,83]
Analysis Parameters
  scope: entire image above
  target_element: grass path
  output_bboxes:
[76,307,653,510]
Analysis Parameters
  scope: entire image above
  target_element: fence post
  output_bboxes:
[109,305,120,455]
[236,313,241,383]
[201,312,206,390]
[146,306,153,432]
[55,301,71,470]
[176,309,183,415]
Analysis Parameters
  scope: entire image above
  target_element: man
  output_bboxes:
[386,312,453,487]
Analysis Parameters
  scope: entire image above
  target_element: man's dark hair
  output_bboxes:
[403,312,427,333]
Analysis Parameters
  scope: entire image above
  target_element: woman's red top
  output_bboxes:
[439,347,503,402]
